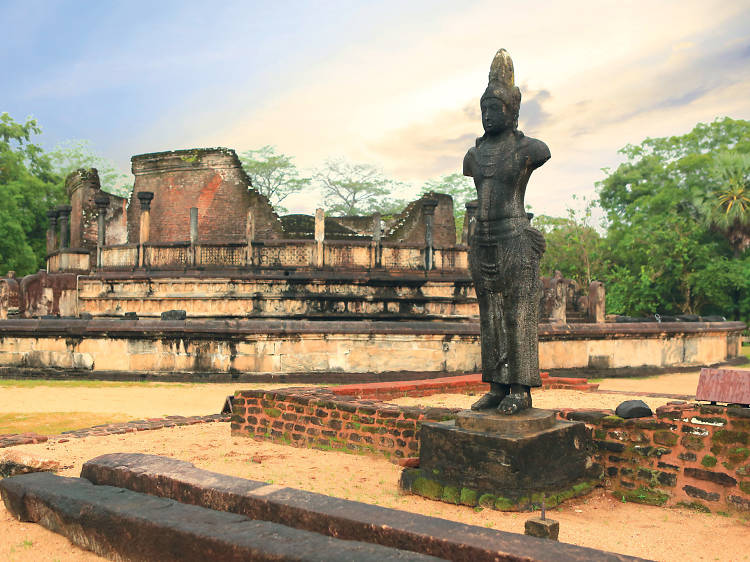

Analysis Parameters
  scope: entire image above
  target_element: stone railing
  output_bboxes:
[47,248,91,273]
[99,244,139,270]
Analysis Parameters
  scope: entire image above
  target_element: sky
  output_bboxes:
[2,0,750,217]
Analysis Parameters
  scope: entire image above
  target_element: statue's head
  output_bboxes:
[480,49,521,134]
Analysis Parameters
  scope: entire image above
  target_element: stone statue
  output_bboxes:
[463,49,550,415]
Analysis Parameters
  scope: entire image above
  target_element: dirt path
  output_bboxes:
[3,421,749,562]
[1,376,748,561]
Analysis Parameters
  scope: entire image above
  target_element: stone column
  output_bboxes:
[94,193,110,268]
[46,209,59,254]
[463,201,478,244]
[189,207,198,267]
[57,205,72,249]
[588,281,605,323]
[137,192,154,268]
[422,199,438,270]
[372,212,382,268]
[245,209,255,266]
[314,208,325,268]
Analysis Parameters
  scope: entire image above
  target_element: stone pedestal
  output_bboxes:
[400,408,601,511]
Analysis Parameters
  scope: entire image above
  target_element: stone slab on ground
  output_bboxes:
[0,450,59,478]
[696,368,750,405]
[80,452,646,562]
[0,471,442,562]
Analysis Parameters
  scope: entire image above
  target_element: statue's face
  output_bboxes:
[481,97,515,134]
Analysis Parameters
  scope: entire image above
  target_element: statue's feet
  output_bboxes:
[497,392,532,415]
[470,391,506,411]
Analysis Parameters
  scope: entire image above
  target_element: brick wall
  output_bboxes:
[561,403,750,515]
[232,389,749,516]
[231,388,458,461]
[129,148,283,244]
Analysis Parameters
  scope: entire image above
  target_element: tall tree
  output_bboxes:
[0,113,65,274]
[48,139,131,198]
[238,146,310,213]
[534,197,604,287]
[314,158,405,216]
[596,117,750,320]
[702,151,750,256]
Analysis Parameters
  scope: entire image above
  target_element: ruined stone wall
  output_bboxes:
[561,403,750,515]
[385,193,456,247]
[65,168,128,250]
[231,387,457,461]
[128,148,283,244]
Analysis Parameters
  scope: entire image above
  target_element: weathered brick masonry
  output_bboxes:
[231,388,458,460]
[561,402,750,515]
[232,388,750,516]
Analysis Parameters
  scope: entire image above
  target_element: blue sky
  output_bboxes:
[3,0,750,217]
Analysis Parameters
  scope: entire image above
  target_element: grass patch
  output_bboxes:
[0,379,332,389]
[0,412,132,435]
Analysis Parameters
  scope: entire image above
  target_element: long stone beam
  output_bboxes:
[80,453,648,562]
[0,472,442,562]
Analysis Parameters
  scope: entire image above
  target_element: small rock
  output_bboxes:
[615,400,653,419]
[524,517,559,540]
[161,310,187,321]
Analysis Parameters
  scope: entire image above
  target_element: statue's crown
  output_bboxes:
[481,48,521,114]
[488,49,515,89]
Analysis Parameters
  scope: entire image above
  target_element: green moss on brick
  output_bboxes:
[676,500,711,513]
[739,481,750,495]
[594,429,607,440]
[653,430,678,447]
[459,488,478,507]
[728,447,750,464]
[616,486,669,506]
[442,486,460,504]
[701,455,718,468]
[263,408,282,418]
[712,430,748,445]
[601,415,625,428]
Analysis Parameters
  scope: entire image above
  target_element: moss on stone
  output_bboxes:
[459,488,478,507]
[712,430,748,445]
[494,496,515,511]
[601,415,625,428]
[653,430,678,447]
[412,477,442,500]
[572,481,593,495]
[676,500,711,513]
[616,486,669,506]
[701,455,718,468]
[478,493,497,508]
[442,486,460,504]
[263,408,282,418]
[728,447,750,464]
[739,481,750,494]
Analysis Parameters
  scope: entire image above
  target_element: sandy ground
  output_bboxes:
[2,375,749,562]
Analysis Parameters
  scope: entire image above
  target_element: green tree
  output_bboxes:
[701,151,750,256]
[535,197,604,286]
[48,139,131,198]
[238,146,310,213]
[597,117,750,320]
[420,172,475,234]
[315,158,406,216]
[0,113,65,274]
